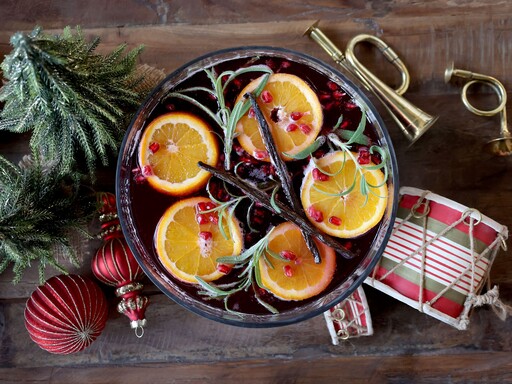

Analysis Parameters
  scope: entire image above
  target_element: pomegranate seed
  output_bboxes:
[209,214,219,225]
[333,90,345,99]
[371,154,382,165]
[261,90,273,103]
[142,165,153,176]
[280,60,291,69]
[290,111,304,121]
[217,264,233,274]
[307,206,324,222]
[196,214,209,225]
[312,168,329,181]
[196,202,208,212]
[358,147,371,165]
[165,103,175,111]
[299,124,312,134]
[329,216,342,226]
[253,150,268,160]
[148,142,160,153]
[248,107,255,118]
[327,81,338,91]
[205,202,217,211]
[280,250,297,261]
[340,120,350,130]
[320,93,332,102]
[344,241,353,250]
[286,123,298,132]
[134,174,146,184]
[294,257,303,265]
[283,265,293,277]
[345,101,357,109]
[233,78,242,88]
[199,231,212,241]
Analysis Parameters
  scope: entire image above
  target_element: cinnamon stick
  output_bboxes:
[198,161,355,260]
[245,92,322,264]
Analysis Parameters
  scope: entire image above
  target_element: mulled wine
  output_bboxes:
[117,47,398,326]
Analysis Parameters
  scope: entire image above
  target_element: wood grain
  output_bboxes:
[0,1,511,382]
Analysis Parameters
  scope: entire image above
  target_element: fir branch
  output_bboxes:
[0,26,145,177]
[0,155,95,284]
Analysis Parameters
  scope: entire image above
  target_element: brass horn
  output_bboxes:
[304,21,438,144]
[445,62,512,156]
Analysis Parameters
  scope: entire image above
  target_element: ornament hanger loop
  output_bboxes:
[135,325,145,338]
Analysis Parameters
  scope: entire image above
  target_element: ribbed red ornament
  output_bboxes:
[24,274,108,354]
[91,192,149,337]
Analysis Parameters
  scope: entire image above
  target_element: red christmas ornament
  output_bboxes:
[24,274,108,354]
[91,192,149,337]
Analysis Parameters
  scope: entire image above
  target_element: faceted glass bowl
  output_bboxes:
[116,46,399,327]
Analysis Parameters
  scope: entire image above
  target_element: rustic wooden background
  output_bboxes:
[1,1,512,383]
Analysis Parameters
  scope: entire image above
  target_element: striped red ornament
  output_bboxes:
[91,192,149,337]
[24,274,108,354]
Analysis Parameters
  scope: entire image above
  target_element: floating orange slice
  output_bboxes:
[258,222,336,301]
[235,73,323,161]
[155,196,243,284]
[300,151,388,238]
[138,112,219,196]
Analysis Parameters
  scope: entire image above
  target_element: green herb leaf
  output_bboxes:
[282,135,326,159]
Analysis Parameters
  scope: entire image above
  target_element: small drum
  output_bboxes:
[365,186,509,330]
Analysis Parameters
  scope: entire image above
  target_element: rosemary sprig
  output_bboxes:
[195,227,280,314]
[315,109,389,204]
[165,64,273,170]
[198,162,355,259]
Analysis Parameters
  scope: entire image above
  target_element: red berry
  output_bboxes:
[307,206,324,222]
[199,231,212,241]
[328,216,342,226]
[217,264,233,274]
[196,214,209,225]
[149,142,160,153]
[283,265,293,277]
[358,147,371,165]
[286,123,298,132]
[261,90,273,103]
[253,150,268,160]
[142,165,153,176]
[290,111,304,121]
[280,250,297,261]
[248,107,255,118]
[299,124,312,135]
[312,168,329,181]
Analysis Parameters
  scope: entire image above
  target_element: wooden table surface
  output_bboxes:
[1,1,512,383]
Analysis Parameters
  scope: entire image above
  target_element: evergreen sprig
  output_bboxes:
[0,26,144,176]
[0,155,95,283]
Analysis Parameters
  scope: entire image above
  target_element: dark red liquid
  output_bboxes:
[127,55,384,314]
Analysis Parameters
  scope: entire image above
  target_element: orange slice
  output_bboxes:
[155,196,243,284]
[235,73,323,161]
[258,222,336,301]
[138,112,219,196]
[300,151,388,238]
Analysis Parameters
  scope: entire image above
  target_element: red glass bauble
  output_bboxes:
[24,274,108,354]
[91,192,149,337]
